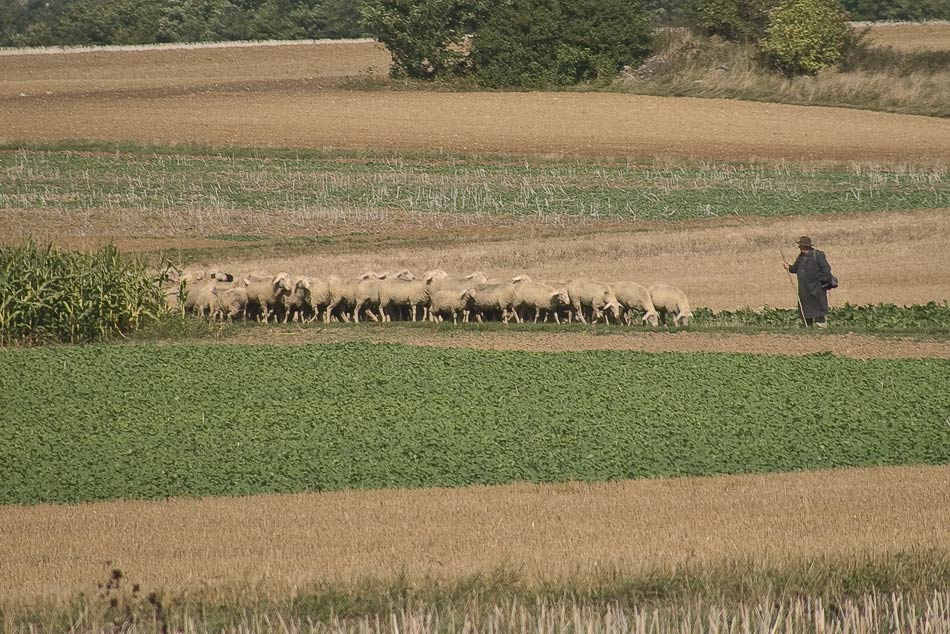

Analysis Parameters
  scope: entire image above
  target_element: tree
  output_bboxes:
[695,0,779,41]
[360,0,483,78]
[839,0,950,21]
[471,0,652,88]
[314,0,365,38]
[759,0,850,75]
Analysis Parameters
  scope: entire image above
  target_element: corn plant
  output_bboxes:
[0,240,170,345]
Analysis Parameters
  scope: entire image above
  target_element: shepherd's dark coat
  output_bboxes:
[788,249,833,319]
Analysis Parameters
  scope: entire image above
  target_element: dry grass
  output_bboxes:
[620,29,950,118]
[1,465,947,603]
[12,592,950,634]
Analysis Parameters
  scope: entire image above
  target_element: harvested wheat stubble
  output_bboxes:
[0,465,947,602]
[170,209,950,314]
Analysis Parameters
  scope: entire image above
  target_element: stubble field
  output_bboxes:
[1,32,949,631]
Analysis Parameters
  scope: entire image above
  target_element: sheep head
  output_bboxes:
[273,273,293,293]
[511,274,531,283]
[604,299,622,319]
[643,310,659,327]
[423,269,448,283]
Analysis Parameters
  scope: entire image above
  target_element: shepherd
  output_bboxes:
[783,236,836,328]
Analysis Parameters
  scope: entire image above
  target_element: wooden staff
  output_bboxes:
[780,248,808,327]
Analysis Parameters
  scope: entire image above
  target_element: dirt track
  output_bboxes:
[217,328,950,361]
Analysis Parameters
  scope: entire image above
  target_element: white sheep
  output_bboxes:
[243,272,293,323]
[378,272,433,322]
[307,277,333,323]
[282,276,314,323]
[649,283,693,326]
[612,281,660,327]
[468,282,518,323]
[511,278,571,324]
[354,271,402,323]
[428,288,476,324]
[174,269,234,315]
[211,286,248,321]
[323,275,360,323]
[566,279,622,324]
[183,279,224,317]
[425,271,486,295]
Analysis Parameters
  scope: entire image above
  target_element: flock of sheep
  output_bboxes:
[170,269,693,327]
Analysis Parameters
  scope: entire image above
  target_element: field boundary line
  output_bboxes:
[0,37,377,56]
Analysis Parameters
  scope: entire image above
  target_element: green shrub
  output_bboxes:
[0,241,170,345]
[695,0,779,41]
[359,0,481,79]
[471,0,652,88]
[759,0,851,75]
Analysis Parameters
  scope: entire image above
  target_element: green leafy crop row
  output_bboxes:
[693,301,950,332]
[1,343,948,505]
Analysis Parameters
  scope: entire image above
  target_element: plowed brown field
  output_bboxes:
[865,22,950,51]
[2,41,950,161]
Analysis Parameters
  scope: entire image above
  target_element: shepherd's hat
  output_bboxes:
[796,236,814,248]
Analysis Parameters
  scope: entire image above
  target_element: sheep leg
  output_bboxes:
[573,302,587,324]
[534,307,541,324]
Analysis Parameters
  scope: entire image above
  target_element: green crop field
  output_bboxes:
[2,343,947,505]
[2,145,947,222]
